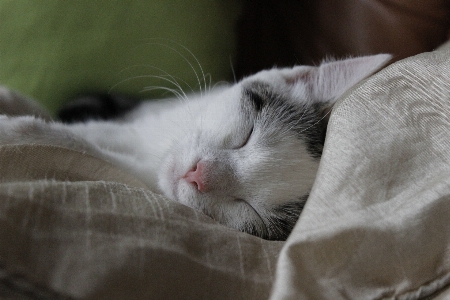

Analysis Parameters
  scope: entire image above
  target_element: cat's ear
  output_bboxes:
[287,54,392,103]
[286,54,391,128]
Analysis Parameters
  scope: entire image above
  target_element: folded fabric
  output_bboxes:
[0,143,283,299]
[271,41,450,299]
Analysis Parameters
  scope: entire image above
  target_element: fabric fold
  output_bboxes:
[270,42,450,299]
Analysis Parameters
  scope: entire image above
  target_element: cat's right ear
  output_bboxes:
[285,54,391,127]
[286,54,392,104]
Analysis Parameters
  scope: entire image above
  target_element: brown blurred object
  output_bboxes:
[235,0,450,78]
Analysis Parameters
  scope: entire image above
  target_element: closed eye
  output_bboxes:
[238,126,254,148]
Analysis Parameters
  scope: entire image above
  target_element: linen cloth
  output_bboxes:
[271,42,450,299]
[0,42,449,299]
[0,145,283,299]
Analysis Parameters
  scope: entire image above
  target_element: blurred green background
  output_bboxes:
[0,0,241,114]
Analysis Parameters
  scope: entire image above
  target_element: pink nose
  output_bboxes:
[183,162,206,192]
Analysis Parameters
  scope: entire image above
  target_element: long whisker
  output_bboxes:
[140,86,185,101]
[109,74,189,102]
[165,39,208,97]
[283,105,309,133]
[212,81,230,90]
[297,110,331,134]
[143,75,189,101]
[229,55,237,84]
[112,65,194,101]
[140,41,204,97]
[119,64,196,94]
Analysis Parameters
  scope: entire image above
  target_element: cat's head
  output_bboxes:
[158,55,391,240]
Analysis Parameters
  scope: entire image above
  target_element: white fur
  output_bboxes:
[0,54,391,240]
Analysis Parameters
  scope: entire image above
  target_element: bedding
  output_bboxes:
[271,41,450,300]
[1,43,450,300]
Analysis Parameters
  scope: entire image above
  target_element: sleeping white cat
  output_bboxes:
[0,54,390,240]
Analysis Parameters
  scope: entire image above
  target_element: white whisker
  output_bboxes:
[140,86,185,101]
[297,110,331,134]
[168,40,208,97]
[112,65,192,98]
[142,75,188,100]
[141,40,205,97]
[212,81,230,90]
[229,55,237,84]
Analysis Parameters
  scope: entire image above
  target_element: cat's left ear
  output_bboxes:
[287,54,392,103]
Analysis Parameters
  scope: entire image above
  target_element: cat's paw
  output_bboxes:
[0,86,52,120]
[58,93,140,123]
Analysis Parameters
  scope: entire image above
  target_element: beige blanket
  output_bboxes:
[1,42,449,299]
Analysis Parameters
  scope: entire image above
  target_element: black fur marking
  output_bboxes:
[58,93,140,123]
[292,103,327,159]
[243,82,273,112]
[241,221,263,239]
[271,99,324,158]
[244,89,264,111]
[244,81,327,159]
[264,194,309,241]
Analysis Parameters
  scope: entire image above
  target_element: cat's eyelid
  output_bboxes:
[238,126,254,149]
